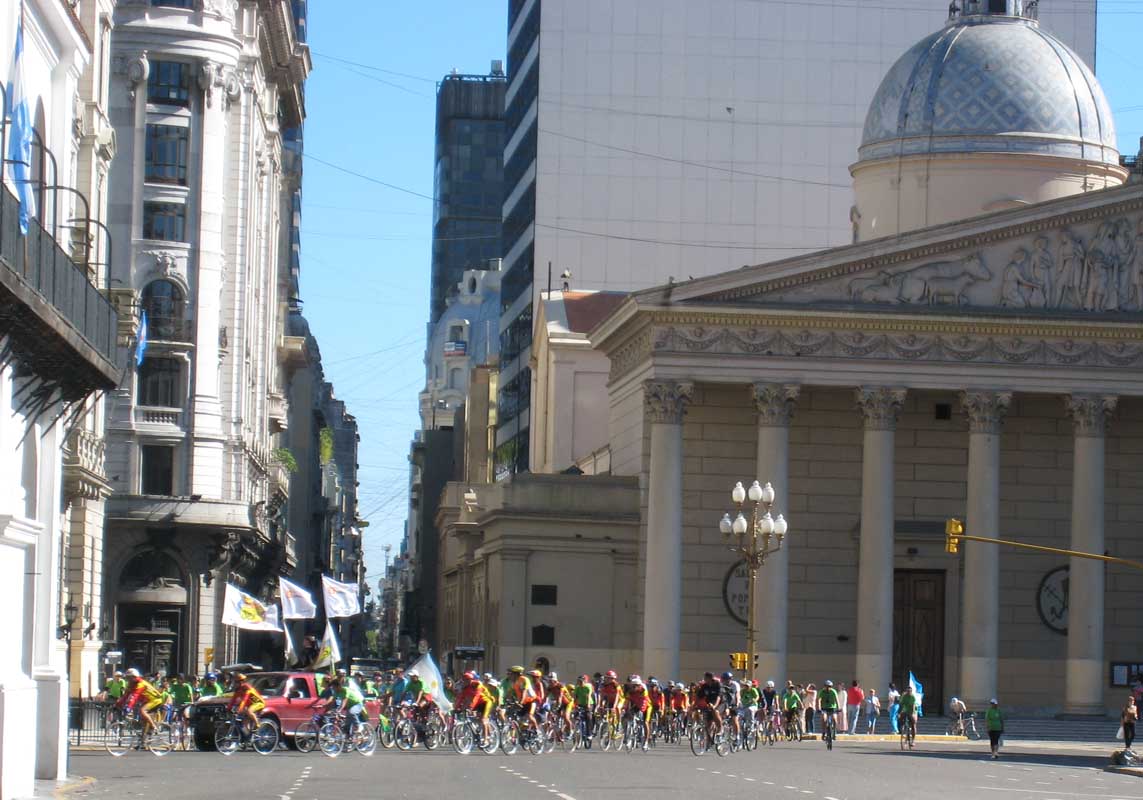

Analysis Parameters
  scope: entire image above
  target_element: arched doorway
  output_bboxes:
[117,551,187,676]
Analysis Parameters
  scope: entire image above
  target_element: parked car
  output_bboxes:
[188,671,381,750]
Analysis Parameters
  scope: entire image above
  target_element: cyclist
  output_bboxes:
[696,673,723,736]
[818,679,841,741]
[120,668,165,736]
[101,670,127,703]
[624,675,652,750]
[740,679,760,734]
[648,679,667,738]
[227,673,266,736]
[720,672,742,742]
[898,685,919,743]
[485,676,505,724]
[597,670,625,733]
[782,682,803,739]
[324,674,367,729]
[198,672,224,698]
[546,673,574,735]
[670,681,690,732]
[506,666,540,731]
[573,675,595,741]
[455,671,495,742]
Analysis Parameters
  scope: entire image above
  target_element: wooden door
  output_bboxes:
[893,570,945,715]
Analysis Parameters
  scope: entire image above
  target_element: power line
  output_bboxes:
[310,51,439,83]
[535,222,834,252]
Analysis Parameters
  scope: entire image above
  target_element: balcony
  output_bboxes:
[268,391,288,433]
[147,316,195,345]
[63,428,111,501]
[134,406,184,427]
[0,181,119,396]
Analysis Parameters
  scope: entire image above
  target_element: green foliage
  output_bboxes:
[319,426,335,465]
[271,447,299,473]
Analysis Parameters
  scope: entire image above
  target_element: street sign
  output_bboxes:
[103,650,122,664]
[454,645,485,660]
[722,563,749,626]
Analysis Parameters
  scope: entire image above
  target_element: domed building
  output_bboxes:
[852,0,1128,240]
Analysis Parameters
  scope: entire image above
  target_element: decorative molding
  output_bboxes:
[959,390,1012,435]
[607,327,653,383]
[113,52,149,101]
[1064,394,1117,438]
[202,0,238,21]
[643,380,694,425]
[855,387,907,431]
[199,60,241,110]
[751,382,800,427]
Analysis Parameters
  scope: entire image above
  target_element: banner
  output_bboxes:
[279,577,317,619]
[322,575,361,618]
[408,652,452,713]
[284,625,298,666]
[312,620,341,672]
[908,671,925,717]
[220,584,281,632]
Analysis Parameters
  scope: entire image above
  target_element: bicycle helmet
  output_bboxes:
[722,671,733,680]
[824,680,833,687]
[649,678,659,687]
[580,675,590,682]
[605,670,617,679]
[766,680,775,688]
[488,678,500,687]
[407,670,419,678]
[950,697,959,704]
[529,669,543,678]
[125,668,141,678]
[463,670,477,680]
[112,670,123,677]
[204,672,217,681]
[235,673,247,682]
[547,672,558,682]
[509,666,524,674]
[482,673,493,681]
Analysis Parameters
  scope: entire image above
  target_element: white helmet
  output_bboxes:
[125,668,141,678]
[766,680,775,689]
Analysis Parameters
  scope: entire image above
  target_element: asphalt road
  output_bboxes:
[63,739,1143,800]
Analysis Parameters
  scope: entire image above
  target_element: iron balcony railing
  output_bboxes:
[0,180,118,374]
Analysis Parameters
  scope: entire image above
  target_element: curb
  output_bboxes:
[1105,766,1143,777]
[50,776,96,797]
[800,734,972,743]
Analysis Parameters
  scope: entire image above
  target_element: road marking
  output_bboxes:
[825,796,842,800]
[727,774,737,778]
[556,794,577,800]
[801,791,814,795]
[974,788,1131,797]
[785,786,798,790]
[745,778,756,782]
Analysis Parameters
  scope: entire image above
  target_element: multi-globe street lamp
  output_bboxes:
[719,480,789,682]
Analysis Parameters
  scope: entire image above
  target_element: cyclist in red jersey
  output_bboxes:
[625,675,652,749]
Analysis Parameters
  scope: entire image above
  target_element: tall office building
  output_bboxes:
[496,0,1097,476]
[429,66,507,324]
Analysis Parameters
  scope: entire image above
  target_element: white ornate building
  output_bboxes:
[103,0,310,675]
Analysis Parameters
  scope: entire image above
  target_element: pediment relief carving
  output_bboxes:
[734,215,1143,315]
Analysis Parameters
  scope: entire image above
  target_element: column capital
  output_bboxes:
[751,383,800,427]
[643,380,694,425]
[1065,394,1117,438]
[855,387,907,431]
[959,390,1012,435]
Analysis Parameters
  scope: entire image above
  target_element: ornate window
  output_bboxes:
[138,357,182,407]
[141,280,186,340]
[147,61,191,107]
[145,124,189,185]
[142,202,186,242]
[140,445,175,495]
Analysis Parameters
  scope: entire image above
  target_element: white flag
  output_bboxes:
[279,577,317,619]
[322,575,361,618]
[284,625,298,666]
[220,584,282,632]
[312,620,341,671]
[408,652,452,713]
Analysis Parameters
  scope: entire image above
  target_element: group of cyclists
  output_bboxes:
[102,662,928,756]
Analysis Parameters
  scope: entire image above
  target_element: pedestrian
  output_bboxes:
[847,680,864,735]
[887,682,901,734]
[837,679,848,733]
[864,689,881,734]
[100,670,126,703]
[1123,695,1139,752]
[986,698,1004,759]
[803,683,817,734]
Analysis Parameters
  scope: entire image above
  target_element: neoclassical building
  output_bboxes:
[592,1,1137,714]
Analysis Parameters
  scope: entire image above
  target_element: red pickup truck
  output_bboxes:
[188,671,382,750]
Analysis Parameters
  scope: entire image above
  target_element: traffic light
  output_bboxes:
[728,652,748,670]
[945,518,964,554]
[753,653,759,671]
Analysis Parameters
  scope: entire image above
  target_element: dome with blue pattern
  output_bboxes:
[859,12,1119,166]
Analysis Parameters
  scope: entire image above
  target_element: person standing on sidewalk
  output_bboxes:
[986,699,1004,759]
[1122,695,1138,752]
[864,689,881,734]
[847,681,865,735]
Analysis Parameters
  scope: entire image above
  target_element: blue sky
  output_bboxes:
[300,2,1142,589]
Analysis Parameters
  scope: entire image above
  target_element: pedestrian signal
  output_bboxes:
[945,518,963,554]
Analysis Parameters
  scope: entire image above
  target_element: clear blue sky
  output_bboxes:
[299,2,1142,589]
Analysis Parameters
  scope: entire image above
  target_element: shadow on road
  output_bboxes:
[854,746,1111,770]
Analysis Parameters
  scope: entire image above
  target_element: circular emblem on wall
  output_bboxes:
[1036,566,1068,635]
[722,563,749,626]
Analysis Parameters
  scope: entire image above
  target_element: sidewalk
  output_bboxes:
[25,776,95,799]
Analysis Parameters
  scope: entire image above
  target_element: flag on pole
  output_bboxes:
[408,652,452,713]
[908,671,925,717]
[5,6,36,235]
[136,311,148,367]
[279,576,317,619]
[220,584,282,631]
[312,620,340,672]
[321,575,361,618]
[283,624,298,666]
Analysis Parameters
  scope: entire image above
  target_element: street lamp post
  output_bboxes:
[720,481,789,683]
[58,600,79,696]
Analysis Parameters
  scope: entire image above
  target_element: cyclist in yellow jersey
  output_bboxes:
[120,668,165,735]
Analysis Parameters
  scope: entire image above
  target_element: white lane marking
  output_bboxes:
[727,774,737,778]
[764,781,775,786]
[825,796,843,800]
[556,794,578,800]
[745,778,756,782]
[785,786,798,790]
[974,788,1132,797]
[696,767,706,771]
[801,792,814,795]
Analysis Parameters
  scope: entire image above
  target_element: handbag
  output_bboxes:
[1117,724,1125,741]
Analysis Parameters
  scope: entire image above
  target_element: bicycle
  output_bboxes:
[945,712,982,740]
[596,707,623,752]
[394,703,447,751]
[214,710,279,756]
[451,709,501,755]
[318,710,377,757]
[822,710,837,751]
[899,713,916,750]
[621,711,647,753]
[569,707,593,751]
[689,708,729,757]
[104,708,172,757]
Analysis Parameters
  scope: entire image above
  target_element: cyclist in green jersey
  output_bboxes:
[198,672,224,697]
[573,675,595,738]
[782,684,803,737]
[325,675,368,726]
[818,680,841,733]
[898,686,918,734]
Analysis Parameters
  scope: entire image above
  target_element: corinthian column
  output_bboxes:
[643,380,693,680]
[751,382,800,683]
[958,390,1011,710]
[1064,394,1116,714]
[855,387,906,696]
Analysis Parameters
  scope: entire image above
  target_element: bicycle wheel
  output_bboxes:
[826,723,834,752]
[714,730,730,757]
[500,720,519,755]
[146,722,173,757]
[105,721,131,757]
[395,719,417,751]
[353,723,377,756]
[318,723,346,757]
[453,719,475,755]
[600,721,614,751]
[252,720,280,755]
[525,723,544,756]
[480,722,500,755]
[378,717,396,749]
[295,721,320,753]
[967,720,982,741]
[425,717,444,750]
[215,721,242,755]
[689,724,708,756]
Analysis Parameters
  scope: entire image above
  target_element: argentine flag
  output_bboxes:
[136,311,148,367]
[908,671,925,717]
[5,11,36,235]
